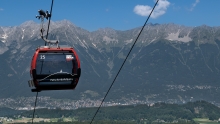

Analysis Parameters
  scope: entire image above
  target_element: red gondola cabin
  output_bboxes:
[29,46,81,92]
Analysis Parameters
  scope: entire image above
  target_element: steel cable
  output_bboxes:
[31,92,38,124]
[31,0,54,123]
[89,0,159,123]
[45,0,54,46]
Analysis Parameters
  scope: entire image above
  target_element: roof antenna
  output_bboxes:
[36,9,59,48]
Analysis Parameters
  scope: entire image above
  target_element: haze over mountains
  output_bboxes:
[1,20,220,104]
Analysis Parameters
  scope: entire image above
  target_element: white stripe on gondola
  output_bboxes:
[37,72,77,82]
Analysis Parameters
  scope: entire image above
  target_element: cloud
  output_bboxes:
[134,0,170,19]
[189,0,200,11]
[0,8,3,11]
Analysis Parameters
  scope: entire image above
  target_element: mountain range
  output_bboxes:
[1,20,220,105]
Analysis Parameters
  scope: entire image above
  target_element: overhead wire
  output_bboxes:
[45,0,54,46]
[31,0,54,123]
[31,92,38,124]
[89,0,160,123]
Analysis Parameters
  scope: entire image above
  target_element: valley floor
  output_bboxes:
[2,118,219,124]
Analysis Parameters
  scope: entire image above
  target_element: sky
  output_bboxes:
[0,0,220,31]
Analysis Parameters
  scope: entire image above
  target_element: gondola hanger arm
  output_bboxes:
[36,9,59,47]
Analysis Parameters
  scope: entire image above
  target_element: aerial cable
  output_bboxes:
[31,0,54,123]
[31,92,38,124]
[45,0,54,46]
[89,0,160,123]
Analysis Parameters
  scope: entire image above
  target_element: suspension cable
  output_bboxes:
[32,1,54,123]
[89,0,159,123]
[31,92,39,124]
[45,0,54,46]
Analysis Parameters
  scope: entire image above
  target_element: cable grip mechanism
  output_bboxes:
[36,10,59,48]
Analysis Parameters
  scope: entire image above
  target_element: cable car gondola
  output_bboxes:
[28,9,81,92]
[29,46,81,92]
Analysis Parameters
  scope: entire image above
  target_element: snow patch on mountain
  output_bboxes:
[92,43,97,48]
[0,46,8,54]
[103,36,118,44]
[21,45,31,53]
[22,29,25,40]
[125,39,133,45]
[1,34,8,43]
[166,30,192,42]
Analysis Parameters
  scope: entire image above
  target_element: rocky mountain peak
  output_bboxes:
[19,20,39,28]
[1,20,220,49]
[1,20,220,104]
